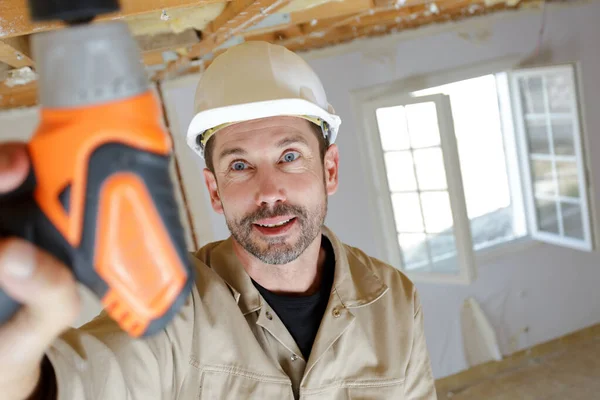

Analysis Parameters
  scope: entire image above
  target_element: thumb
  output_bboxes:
[0,143,30,194]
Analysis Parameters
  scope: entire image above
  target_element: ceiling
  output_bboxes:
[0,0,545,110]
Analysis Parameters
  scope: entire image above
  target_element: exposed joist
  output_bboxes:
[153,0,293,81]
[136,29,200,53]
[243,0,433,43]
[284,0,528,53]
[187,0,293,59]
[0,80,37,110]
[0,36,34,68]
[241,0,374,37]
[0,0,228,39]
[298,0,433,35]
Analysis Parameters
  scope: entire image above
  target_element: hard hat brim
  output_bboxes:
[186,98,341,158]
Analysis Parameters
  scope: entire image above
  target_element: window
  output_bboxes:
[511,65,593,251]
[355,63,593,284]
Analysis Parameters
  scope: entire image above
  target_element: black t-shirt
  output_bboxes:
[252,236,335,359]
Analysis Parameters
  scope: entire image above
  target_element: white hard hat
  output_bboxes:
[186,41,342,158]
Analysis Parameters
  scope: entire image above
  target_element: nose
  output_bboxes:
[255,168,287,207]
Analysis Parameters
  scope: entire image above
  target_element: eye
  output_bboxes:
[281,151,300,163]
[231,161,248,171]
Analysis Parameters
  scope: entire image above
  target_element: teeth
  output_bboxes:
[258,218,292,227]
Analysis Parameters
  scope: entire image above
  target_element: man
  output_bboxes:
[0,41,437,399]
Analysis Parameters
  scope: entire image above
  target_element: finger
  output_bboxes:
[0,239,80,360]
[0,143,30,194]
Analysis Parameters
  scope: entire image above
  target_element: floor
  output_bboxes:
[436,333,600,400]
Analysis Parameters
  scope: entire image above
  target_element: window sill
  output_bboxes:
[474,235,538,266]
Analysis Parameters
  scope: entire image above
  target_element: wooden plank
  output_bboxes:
[143,50,169,66]
[242,0,374,37]
[298,0,432,34]
[285,0,523,52]
[0,36,34,68]
[136,29,200,53]
[291,0,374,24]
[0,0,228,39]
[0,80,37,110]
[187,0,293,59]
[274,0,470,46]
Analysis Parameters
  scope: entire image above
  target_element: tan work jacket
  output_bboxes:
[46,227,437,399]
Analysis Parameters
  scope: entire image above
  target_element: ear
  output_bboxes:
[203,168,224,214]
[323,144,339,196]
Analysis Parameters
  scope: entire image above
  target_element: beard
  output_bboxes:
[224,196,327,265]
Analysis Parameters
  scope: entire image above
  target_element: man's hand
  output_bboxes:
[0,143,80,399]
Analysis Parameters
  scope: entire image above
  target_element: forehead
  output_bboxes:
[212,116,319,151]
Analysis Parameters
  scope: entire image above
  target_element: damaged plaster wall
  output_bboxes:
[162,1,600,380]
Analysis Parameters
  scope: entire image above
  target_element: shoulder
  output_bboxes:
[342,243,419,309]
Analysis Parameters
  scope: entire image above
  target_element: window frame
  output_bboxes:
[351,58,531,284]
[509,63,594,251]
[352,59,596,284]
[357,92,477,285]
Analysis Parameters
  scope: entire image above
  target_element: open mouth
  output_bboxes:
[253,217,297,235]
[256,218,295,228]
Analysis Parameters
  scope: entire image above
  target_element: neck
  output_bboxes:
[232,234,327,296]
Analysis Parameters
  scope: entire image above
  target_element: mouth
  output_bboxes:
[253,217,297,235]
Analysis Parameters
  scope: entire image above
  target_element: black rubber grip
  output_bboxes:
[0,169,35,323]
[0,166,73,324]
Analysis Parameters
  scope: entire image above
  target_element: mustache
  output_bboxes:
[240,203,308,226]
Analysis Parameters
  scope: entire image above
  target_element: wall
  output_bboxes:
[163,1,600,379]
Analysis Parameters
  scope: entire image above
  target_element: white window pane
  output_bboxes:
[376,106,410,151]
[398,233,429,270]
[415,75,516,251]
[420,191,453,233]
[391,193,424,232]
[519,77,545,114]
[470,207,515,249]
[512,65,592,251]
[525,119,550,154]
[413,147,447,191]
[561,202,584,240]
[547,73,573,113]
[428,233,457,262]
[384,151,417,192]
[532,159,556,197]
[556,161,579,198]
[405,102,441,148]
[551,118,576,156]
[535,198,559,234]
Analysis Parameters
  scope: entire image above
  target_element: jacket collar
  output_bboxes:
[195,226,388,315]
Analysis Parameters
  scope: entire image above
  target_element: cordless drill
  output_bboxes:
[0,0,194,337]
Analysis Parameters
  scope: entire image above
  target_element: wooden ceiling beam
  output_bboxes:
[187,0,293,59]
[0,0,229,39]
[136,29,200,53]
[0,36,34,68]
[242,0,374,37]
[285,0,525,53]
[0,80,37,110]
[272,0,479,47]
[295,0,432,36]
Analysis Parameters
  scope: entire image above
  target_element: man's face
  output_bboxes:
[203,116,339,265]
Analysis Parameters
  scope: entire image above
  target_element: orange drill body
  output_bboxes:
[0,18,194,337]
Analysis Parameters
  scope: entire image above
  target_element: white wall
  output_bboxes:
[163,2,600,379]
